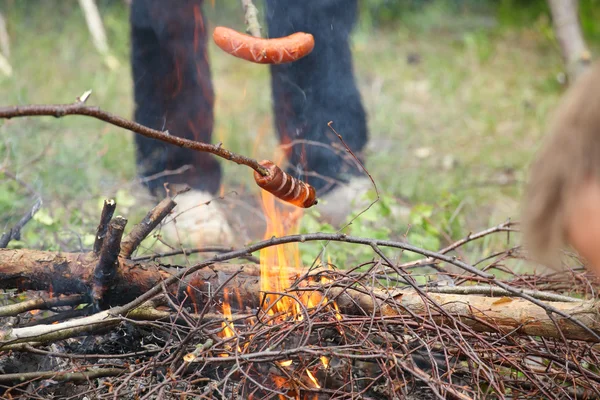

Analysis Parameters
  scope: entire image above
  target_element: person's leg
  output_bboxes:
[130,0,221,195]
[265,0,368,195]
[130,0,233,246]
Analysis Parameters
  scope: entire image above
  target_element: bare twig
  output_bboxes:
[328,121,380,232]
[0,12,11,76]
[0,198,42,248]
[0,294,86,317]
[78,0,110,54]
[241,0,261,38]
[0,368,124,383]
[0,102,269,176]
[0,11,10,58]
[131,246,260,264]
[0,300,167,348]
[120,197,176,259]
[93,199,116,255]
[78,0,120,69]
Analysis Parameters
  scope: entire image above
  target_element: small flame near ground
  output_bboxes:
[221,288,235,339]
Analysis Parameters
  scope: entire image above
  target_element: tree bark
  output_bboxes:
[0,248,261,310]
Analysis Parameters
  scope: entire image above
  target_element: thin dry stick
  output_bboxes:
[93,198,116,255]
[0,368,124,383]
[0,101,269,177]
[131,246,259,263]
[241,0,261,38]
[0,12,11,77]
[0,198,42,248]
[398,221,515,270]
[0,294,86,318]
[424,284,579,303]
[120,197,176,259]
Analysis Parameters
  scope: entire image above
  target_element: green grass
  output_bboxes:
[0,1,590,268]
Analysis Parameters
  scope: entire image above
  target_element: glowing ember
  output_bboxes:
[320,356,329,369]
[279,359,293,367]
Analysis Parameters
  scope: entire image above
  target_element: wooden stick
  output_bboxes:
[548,0,591,81]
[0,198,42,248]
[241,0,262,38]
[0,102,269,176]
[93,199,116,255]
[120,197,176,259]
[91,216,127,303]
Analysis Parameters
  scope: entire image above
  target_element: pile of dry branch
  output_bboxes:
[2,195,600,399]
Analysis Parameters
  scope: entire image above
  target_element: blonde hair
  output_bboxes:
[522,62,600,267]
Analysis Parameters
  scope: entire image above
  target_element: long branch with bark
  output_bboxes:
[0,101,270,177]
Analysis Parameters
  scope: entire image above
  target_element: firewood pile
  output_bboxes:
[2,194,600,400]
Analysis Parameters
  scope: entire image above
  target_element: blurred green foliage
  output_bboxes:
[361,0,600,43]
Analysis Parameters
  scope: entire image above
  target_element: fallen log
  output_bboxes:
[330,287,600,342]
[2,248,600,342]
[0,248,262,310]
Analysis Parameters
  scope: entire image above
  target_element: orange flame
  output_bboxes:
[259,189,300,317]
[218,288,242,357]
[305,369,320,389]
[221,288,235,339]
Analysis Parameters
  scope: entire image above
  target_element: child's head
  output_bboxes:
[523,62,600,274]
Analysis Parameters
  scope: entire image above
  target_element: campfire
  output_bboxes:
[2,174,600,398]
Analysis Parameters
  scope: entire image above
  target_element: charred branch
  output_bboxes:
[91,216,127,304]
[93,198,116,255]
[0,248,260,308]
[119,197,176,259]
